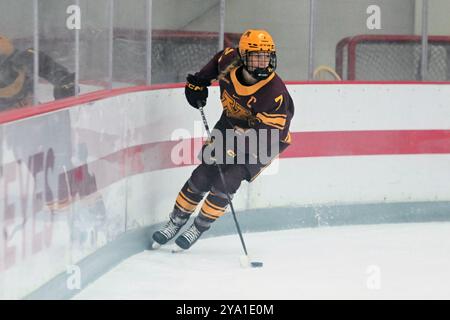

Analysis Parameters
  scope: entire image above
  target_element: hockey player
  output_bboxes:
[0,34,76,111]
[153,29,294,250]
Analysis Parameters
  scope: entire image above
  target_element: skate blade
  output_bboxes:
[151,242,162,250]
[171,244,185,253]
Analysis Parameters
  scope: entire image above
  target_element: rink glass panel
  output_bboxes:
[314,0,418,81]
[113,0,147,87]
[151,0,222,84]
[38,0,77,101]
[0,0,36,112]
[76,0,111,92]
[425,0,450,81]
[224,0,310,81]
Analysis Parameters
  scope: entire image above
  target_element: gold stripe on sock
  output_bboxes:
[176,194,197,212]
[201,202,225,218]
[175,200,195,213]
[180,191,199,206]
[205,199,227,212]
[200,210,219,220]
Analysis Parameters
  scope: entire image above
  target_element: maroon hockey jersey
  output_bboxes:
[195,47,295,168]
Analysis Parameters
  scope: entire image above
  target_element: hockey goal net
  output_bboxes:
[335,35,450,81]
[114,29,241,84]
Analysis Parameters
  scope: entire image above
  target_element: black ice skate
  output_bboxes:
[174,222,208,250]
[152,211,189,248]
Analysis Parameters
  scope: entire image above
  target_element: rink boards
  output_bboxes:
[1,82,450,298]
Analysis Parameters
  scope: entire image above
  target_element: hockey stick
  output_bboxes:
[198,101,263,268]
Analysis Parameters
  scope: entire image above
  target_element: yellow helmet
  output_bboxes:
[239,29,276,54]
[238,29,276,80]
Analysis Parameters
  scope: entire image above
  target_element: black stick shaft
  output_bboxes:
[198,103,249,256]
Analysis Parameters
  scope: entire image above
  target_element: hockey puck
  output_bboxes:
[240,255,263,268]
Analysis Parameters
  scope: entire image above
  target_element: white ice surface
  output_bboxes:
[74,222,450,300]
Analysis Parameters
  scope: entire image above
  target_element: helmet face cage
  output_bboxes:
[241,50,277,80]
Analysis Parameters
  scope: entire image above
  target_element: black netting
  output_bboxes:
[113,32,240,85]
[337,36,450,81]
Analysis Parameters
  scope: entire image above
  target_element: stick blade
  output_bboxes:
[240,255,250,268]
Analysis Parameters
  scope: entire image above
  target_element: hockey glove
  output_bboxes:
[53,73,76,99]
[185,74,209,109]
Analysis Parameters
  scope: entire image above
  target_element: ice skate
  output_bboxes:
[152,211,189,247]
[174,222,208,250]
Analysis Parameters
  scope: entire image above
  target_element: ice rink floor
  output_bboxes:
[74,222,450,299]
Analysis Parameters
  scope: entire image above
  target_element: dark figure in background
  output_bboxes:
[0,35,109,253]
[0,34,76,112]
